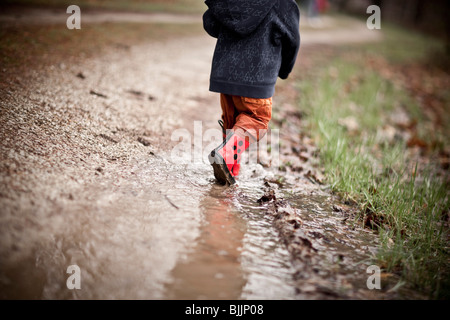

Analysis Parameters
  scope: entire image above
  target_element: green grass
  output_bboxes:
[297,24,449,298]
[359,22,446,64]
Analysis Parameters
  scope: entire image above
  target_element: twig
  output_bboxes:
[89,90,108,98]
[165,195,179,210]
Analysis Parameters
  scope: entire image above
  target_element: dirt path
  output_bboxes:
[0,6,202,25]
[0,9,394,299]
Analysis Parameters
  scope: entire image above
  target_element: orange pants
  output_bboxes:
[220,94,272,141]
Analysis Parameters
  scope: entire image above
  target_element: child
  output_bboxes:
[203,0,300,185]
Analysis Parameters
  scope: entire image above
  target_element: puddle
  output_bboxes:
[1,148,411,299]
[282,191,381,298]
[164,159,298,300]
[164,183,247,300]
[230,171,298,300]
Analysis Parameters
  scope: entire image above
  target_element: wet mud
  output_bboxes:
[0,10,416,299]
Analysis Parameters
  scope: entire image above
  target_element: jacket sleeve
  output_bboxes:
[203,7,221,38]
[278,1,300,80]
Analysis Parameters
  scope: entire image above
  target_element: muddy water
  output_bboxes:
[164,161,298,300]
[7,150,298,299]
[161,153,384,299]
[283,192,381,298]
[229,170,298,299]
[2,148,385,299]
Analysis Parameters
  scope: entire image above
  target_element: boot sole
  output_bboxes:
[208,152,236,185]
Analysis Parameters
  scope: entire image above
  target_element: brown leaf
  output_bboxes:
[257,190,276,203]
[407,135,428,149]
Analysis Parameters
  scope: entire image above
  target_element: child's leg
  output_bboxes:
[228,95,272,177]
[220,94,237,134]
[219,94,272,140]
[231,96,273,142]
[209,94,272,184]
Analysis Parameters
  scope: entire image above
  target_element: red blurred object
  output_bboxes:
[317,0,328,12]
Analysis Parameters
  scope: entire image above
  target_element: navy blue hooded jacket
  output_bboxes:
[203,0,300,99]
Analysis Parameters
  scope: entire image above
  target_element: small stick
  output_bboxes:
[165,195,179,210]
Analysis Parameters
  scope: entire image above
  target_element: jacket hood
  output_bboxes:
[205,0,277,36]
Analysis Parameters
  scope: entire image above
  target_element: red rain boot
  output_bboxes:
[218,120,244,177]
[209,132,250,185]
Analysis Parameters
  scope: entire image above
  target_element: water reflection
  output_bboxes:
[165,160,298,300]
[232,166,298,299]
